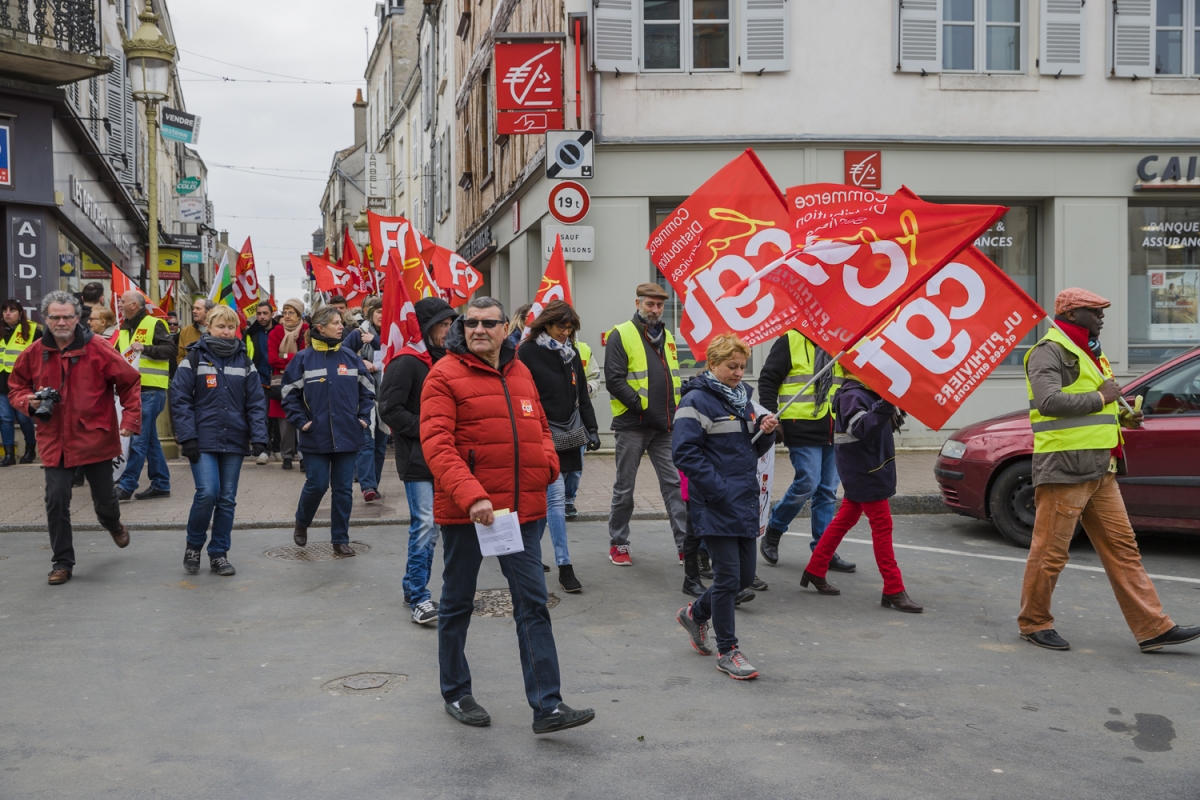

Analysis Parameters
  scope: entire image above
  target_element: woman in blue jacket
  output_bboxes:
[672,333,778,681]
[170,305,269,576]
[281,305,375,556]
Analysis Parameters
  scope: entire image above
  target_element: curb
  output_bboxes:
[0,494,948,534]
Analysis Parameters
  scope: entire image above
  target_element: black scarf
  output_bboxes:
[202,334,241,360]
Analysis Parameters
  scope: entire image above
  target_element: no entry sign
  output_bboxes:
[548,181,589,224]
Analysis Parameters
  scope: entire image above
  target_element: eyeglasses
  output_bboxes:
[46,315,79,322]
[550,323,576,333]
[463,318,504,330]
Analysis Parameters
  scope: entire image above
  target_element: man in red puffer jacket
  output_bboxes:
[420,297,594,735]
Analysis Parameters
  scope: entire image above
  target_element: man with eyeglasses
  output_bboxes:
[420,297,594,734]
[9,292,142,585]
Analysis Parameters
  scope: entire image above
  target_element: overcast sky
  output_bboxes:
[170,0,380,305]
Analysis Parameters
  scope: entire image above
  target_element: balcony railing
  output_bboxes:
[0,0,99,56]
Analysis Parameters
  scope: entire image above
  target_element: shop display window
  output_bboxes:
[971,205,1040,367]
[1128,205,1200,366]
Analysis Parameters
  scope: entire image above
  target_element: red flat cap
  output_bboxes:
[1055,288,1111,316]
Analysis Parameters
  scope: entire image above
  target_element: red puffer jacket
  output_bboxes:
[420,321,559,526]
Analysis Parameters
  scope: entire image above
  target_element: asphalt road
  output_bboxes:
[1,515,1197,799]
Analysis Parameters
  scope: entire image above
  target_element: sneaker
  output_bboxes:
[678,551,685,566]
[134,486,170,500]
[210,557,236,576]
[750,576,768,592]
[183,548,202,575]
[565,502,577,519]
[676,604,714,655]
[734,588,755,606]
[363,489,380,503]
[256,451,269,466]
[411,600,439,625]
[716,648,759,680]
[558,564,582,593]
[532,702,595,734]
[609,544,632,566]
[115,486,133,501]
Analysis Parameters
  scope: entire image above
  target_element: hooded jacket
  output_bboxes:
[170,337,269,454]
[671,375,773,538]
[279,336,375,454]
[377,297,456,482]
[244,317,276,385]
[8,324,142,468]
[419,315,559,525]
[832,379,898,503]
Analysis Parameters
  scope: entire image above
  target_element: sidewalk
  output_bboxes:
[0,449,944,533]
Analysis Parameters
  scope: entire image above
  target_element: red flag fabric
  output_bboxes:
[645,148,799,355]
[429,245,482,307]
[400,222,438,301]
[338,228,368,307]
[380,243,429,367]
[229,238,262,324]
[761,185,1005,353]
[367,212,440,299]
[110,264,167,325]
[527,234,572,326]
[160,282,175,316]
[309,253,360,295]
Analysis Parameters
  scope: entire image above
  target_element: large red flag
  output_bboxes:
[309,253,359,295]
[110,264,167,325]
[527,234,572,326]
[429,245,482,307]
[380,240,428,367]
[159,282,175,316]
[337,227,368,307]
[229,238,262,323]
[367,212,440,299]
[645,149,799,355]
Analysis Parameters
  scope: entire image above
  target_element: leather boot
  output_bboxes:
[0,446,14,467]
[799,570,840,595]
[759,526,784,565]
[293,523,308,547]
[682,552,706,598]
[697,549,713,579]
[18,442,35,464]
[881,591,923,613]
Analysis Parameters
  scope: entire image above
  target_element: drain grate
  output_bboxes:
[321,672,406,697]
[474,589,560,617]
[264,541,371,561]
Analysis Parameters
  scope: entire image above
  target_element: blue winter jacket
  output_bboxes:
[170,338,269,454]
[280,341,375,454]
[832,379,897,503]
[671,376,774,538]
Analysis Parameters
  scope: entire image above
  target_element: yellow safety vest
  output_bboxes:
[1024,327,1120,454]
[777,330,847,420]
[608,320,681,417]
[577,341,592,372]
[1,322,38,373]
[117,315,171,389]
[245,335,255,363]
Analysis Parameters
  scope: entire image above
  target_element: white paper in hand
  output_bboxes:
[475,511,524,557]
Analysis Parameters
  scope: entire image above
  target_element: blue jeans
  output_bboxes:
[354,421,388,492]
[768,444,839,550]
[536,474,571,566]
[117,388,170,494]
[0,394,34,448]
[562,446,584,503]
[295,451,356,544]
[186,452,244,557]
[438,521,562,721]
[691,536,757,655]
[402,481,440,607]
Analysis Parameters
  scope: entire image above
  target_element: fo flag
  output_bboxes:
[367,212,440,298]
[310,253,360,295]
[379,225,431,366]
[646,149,800,355]
[528,234,572,326]
[429,245,482,307]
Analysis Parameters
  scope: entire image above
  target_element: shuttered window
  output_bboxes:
[1112,0,1200,77]
[896,0,1028,74]
[1039,0,1085,75]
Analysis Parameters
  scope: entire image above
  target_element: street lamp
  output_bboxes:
[352,206,370,250]
[124,8,176,303]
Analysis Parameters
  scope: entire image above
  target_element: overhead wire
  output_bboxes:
[178,48,363,85]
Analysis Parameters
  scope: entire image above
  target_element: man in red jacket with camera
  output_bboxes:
[420,297,594,735]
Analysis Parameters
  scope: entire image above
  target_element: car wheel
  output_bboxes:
[989,460,1036,548]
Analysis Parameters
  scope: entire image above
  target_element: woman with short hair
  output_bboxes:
[281,305,375,556]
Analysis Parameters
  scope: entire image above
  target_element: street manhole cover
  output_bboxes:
[264,541,370,561]
[474,589,560,617]
[321,672,406,697]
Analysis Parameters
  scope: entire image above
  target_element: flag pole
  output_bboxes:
[752,351,845,443]
[1047,320,1136,414]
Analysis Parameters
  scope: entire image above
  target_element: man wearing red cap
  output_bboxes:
[1020,288,1198,653]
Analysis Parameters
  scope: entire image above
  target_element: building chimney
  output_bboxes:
[353,88,367,149]
[219,230,228,245]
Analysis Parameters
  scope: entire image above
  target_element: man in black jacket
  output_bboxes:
[244,301,279,462]
[378,297,456,626]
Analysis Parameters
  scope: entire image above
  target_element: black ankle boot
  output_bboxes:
[0,446,14,467]
[760,526,784,564]
[682,552,707,597]
[697,550,713,579]
[18,442,35,464]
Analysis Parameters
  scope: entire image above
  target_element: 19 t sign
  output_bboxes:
[548,181,589,224]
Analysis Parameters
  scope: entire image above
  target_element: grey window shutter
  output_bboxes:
[592,0,638,73]
[740,0,790,73]
[897,0,941,73]
[105,46,132,186]
[1041,0,1086,75]
[1112,0,1153,78]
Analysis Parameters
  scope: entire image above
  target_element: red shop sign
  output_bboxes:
[844,150,882,189]
[497,109,564,136]
[494,42,563,113]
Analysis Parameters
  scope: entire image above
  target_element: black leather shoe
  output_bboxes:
[1139,624,1200,652]
[18,443,35,464]
[828,552,857,573]
[800,570,840,595]
[332,543,356,557]
[682,574,706,598]
[293,524,307,547]
[881,590,923,613]
[1021,629,1070,650]
[760,526,784,565]
[134,487,170,500]
[533,703,595,734]
[734,588,755,606]
[445,695,491,727]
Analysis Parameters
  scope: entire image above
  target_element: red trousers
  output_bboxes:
[806,498,905,595]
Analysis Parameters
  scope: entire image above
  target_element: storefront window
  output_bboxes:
[57,232,83,294]
[1128,205,1200,366]
[972,205,1040,367]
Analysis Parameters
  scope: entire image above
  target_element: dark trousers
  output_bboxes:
[268,417,281,454]
[438,521,563,721]
[295,451,356,544]
[691,536,757,655]
[45,459,122,570]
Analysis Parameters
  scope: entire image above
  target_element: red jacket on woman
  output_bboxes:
[420,319,559,526]
[8,324,142,468]
[267,322,307,419]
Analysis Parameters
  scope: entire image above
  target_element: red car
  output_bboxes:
[935,346,1200,547]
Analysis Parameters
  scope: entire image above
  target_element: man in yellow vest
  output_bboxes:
[1020,288,1198,653]
[115,291,175,502]
[758,329,855,573]
[603,282,688,566]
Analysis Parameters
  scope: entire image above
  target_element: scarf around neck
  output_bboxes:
[536,331,576,363]
[202,333,240,360]
[309,330,342,352]
[1055,318,1103,369]
[702,371,748,414]
[637,314,665,346]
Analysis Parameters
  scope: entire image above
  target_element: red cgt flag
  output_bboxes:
[527,234,572,327]
[230,238,262,323]
[380,227,431,367]
[645,148,801,355]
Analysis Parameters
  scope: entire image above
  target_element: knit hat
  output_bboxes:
[281,297,305,317]
[1054,288,1111,316]
[414,296,456,340]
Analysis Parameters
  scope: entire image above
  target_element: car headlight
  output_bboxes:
[939,439,968,459]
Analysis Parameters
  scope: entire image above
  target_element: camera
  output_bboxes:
[30,388,61,421]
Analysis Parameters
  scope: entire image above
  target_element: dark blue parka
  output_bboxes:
[170,338,269,454]
[280,341,374,454]
[671,376,773,538]
[832,379,897,503]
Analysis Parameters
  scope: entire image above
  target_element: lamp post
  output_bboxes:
[124,8,176,303]
[353,206,370,251]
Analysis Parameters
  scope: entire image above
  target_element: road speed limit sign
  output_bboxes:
[547,181,590,224]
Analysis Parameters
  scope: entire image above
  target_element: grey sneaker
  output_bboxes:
[183,548,201,575]
[209,557,236,576]
[411,600,439,625]
[716,648,759,680]
[677,604,714,655]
